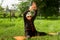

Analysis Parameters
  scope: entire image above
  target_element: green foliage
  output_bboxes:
[0,6,4,14]
[0,0,59,18]
[17,0,59,17]
[0,6,4,11]
[18,1,31,16]
[32,0,59,18]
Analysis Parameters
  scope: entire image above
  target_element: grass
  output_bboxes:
[0,17,60,40]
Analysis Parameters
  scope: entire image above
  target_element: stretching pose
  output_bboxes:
[23,2,59,38]
[23,2,48,37]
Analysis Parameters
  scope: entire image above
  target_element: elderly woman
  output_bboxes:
[23,2,47,38]
[23,2,59,38]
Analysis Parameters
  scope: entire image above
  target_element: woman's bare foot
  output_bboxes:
[48,32,58,35]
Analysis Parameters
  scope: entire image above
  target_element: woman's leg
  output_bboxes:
[37,32,48,36]
[36,31,60,36]
[35,31,48,36]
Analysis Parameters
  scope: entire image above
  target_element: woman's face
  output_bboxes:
[26,16,32,20]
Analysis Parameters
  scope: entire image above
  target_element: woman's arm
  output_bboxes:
[32,10,37,21]
[23,10,30,21]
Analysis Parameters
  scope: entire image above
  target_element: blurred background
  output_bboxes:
[0,0,59,19]
[0,0,60,40]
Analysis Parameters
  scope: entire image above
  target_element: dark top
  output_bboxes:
[23,10,37,32]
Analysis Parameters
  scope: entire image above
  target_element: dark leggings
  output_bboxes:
[25,30,48,37]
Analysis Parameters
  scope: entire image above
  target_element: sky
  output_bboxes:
[0,0,27,9]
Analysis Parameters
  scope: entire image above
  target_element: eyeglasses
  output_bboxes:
[27,16,32,17]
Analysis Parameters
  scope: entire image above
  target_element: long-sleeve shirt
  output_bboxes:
[23,10,37,31]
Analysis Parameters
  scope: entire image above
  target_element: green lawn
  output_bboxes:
[0,18,60,40]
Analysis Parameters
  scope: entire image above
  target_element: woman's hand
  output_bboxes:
[29,6,33,11]
[29,2,37,11]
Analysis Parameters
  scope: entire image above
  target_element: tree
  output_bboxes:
[18,0,59,18]
[33,0,59,18]
[18,0,32,17]
[0,6,4,17]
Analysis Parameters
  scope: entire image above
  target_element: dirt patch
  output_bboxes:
[14,36,26,40]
